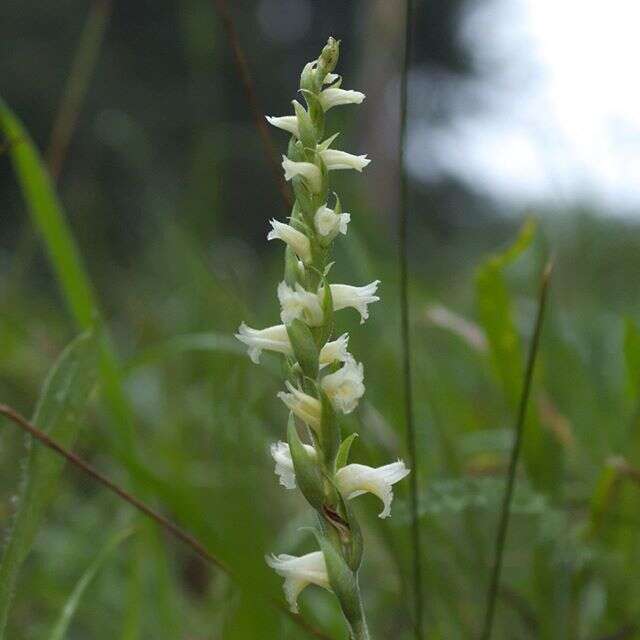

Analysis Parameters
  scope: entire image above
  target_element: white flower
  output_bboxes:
[266,115,299,138]
[314,204,351,237]
[329,281,380,323]
[324,72,339,84]
[319,333,350,367]
[277,382,321,432]
[318,87,365,111]
[277,281,323,326]
[272,439,410,519]
[319,149,370,172]
[270,441,316,489]
[235,323,292,364]
[265,551,330,613]
[321,357,365,414]
[335,461,410,518]
[267,219,312,263]
[281,155,322,192]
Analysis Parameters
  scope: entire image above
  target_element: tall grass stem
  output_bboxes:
[480,260,553,640]
[398,0,424,636]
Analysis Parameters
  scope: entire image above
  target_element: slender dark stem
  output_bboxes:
[47,0,112,179]
[480,260,553,640]
[213,0,292,209]
[398,1,423,637]
[0,404,332,640]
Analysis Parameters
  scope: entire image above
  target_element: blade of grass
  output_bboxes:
[480,260,553,640]
[0,97,136,458]
[0,332,99,638]
[0,404,334,640]
[49,527,133,640]
[398,0,423,637]
[47,0,112,179]
[213,0,291,209]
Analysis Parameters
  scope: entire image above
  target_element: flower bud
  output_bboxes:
[316,36,340,80]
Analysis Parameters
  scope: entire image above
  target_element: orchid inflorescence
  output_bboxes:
[236,37,409,638]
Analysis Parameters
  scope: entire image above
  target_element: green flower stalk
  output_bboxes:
[236,37,409,639]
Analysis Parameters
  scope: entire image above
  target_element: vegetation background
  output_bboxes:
[2,1,640,638]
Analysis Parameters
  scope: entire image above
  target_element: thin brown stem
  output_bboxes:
[47,0,112,179]
[213,0,292,209]
[0,404,332,640]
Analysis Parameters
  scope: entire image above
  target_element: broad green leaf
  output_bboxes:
[49,528,133,640]
[0,331,99,637]
[475,218,536,408]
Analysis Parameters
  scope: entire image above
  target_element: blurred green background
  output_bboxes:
[2,1,640,639]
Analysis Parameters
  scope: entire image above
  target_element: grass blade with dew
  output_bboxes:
[49,527,134,640]
[0,331,99,638]
[480,260,553,640]
[398,0,424,635]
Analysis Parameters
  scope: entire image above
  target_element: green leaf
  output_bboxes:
[49,528,133,640]
[286,319,319,379]
[287,415,324,509]
[475,219,536,409]
[0,331,99,637]
[335,433,358,470]
[319,389,340,466]
[624,317,640,397]
[292,99,316,150]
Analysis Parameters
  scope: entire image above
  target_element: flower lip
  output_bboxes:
[235,322,292,364]
[266,115,300,138]
[335,460,411,518]
[265,550,330,613]
[321,356,365,414]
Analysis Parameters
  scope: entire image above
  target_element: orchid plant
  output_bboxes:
[236,37,409,639]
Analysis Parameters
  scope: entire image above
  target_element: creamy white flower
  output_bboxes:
[281,155,322,192]
[314,204,351,237]
[321,357,365,414]
[266,115,299,138]
[324,72,339,84]
[328,281,380,323]
[270,440,316,490]
[266,551,330,613]
[319,333,350,367]
[277,281,323,326]
[335,460,410,518]
[277,382,321,432]
[318,87,365,111]
[319,149,370,172]
[267,219,312,263]
[235,323,292,364]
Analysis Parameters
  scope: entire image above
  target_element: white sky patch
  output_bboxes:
[407,0,640,214]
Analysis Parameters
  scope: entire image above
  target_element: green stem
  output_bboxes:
[349,581,371,640]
